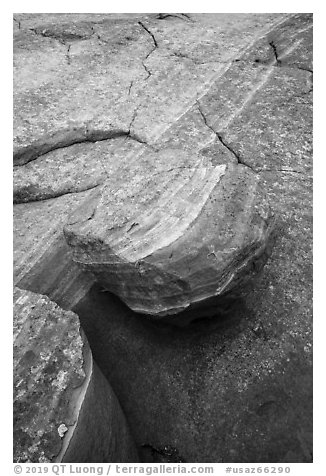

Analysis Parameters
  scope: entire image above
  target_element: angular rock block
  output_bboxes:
[64,148,275,322]
[13,287,139,463]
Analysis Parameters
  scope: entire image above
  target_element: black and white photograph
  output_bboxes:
[11,4,314,470]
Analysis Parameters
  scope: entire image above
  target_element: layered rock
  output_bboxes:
[13,12,312,463]
[14,190,96,309]
[64,148,275,320]
[13,287,138,462]
[13,191,140,462]
[69,13,312,462]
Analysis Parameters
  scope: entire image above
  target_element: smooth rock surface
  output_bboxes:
[13,287,138,463]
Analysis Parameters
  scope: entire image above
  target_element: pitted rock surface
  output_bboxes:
[13,287,138,463]
[13,287,86,462]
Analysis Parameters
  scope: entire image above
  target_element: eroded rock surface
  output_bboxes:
[64,148,275,319]
[13,287,138,463]
[13,12,312,463]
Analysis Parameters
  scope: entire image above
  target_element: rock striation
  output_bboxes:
[64,148,275,320]
[13,12,312,463]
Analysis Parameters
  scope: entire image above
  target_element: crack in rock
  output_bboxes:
[14,127,153,167]
[138,21,159,80]
[246,37,313,76]
[28,26,96,65]
[29,28,73,65]
[269,40,282,66]
[29,27,64,46]
[266,41,313,75]
[296,66,313,74]
[138,21,158,48]
[141,60,152,81]
[66,44,71,64]
[156,13,194,22]
[16,182,103,204]
[90,25,112,45]
[180,13,194,22]
[13,17,21,29]
[127,106,159,151]
[254,54,313,75]
[128,105,141,134]
[196,101,256,172]
[127,80,134,95]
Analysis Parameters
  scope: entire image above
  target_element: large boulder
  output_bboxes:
[13,287,139,463]
[64,147,275,321]
[13,12,280,323]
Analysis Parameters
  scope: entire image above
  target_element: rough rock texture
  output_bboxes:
[14,12,312,463]
[64,148,275,319]
[14,190,95,308]
[13,287,138,463]
[14,12,282,319]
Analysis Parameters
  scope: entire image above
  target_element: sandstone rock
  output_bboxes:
[64,147,275,320]
[70,13,312,463]
[13,12,312,463]
[13,192,141,462]
[13,287,138,462]
[14,190,95,309]
[14,12,283,321]
[13,13,286,163]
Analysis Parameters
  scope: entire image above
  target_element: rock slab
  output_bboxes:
[13,287,138,463]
